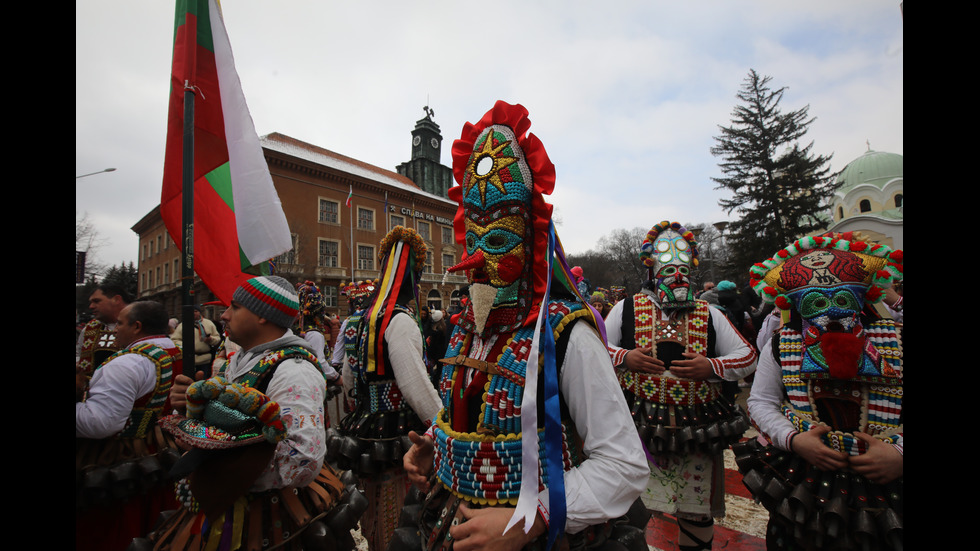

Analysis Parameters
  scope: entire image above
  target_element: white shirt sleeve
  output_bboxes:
[706,306,758,381]
[386,314,442,424]
[331,319,348,367]
[304,330,339,380]
[545,322,648,533]
[603,299,630,367]
[254,358,327,491]
[76,352,157,439]
[746,338,797,450]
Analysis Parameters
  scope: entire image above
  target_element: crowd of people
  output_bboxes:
[76,101,902,551]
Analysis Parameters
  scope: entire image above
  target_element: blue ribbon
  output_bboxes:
[542,220,565,550]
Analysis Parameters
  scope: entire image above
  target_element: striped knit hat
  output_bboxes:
[233,276,299,329]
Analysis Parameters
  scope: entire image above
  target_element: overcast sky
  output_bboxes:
[76,1,903,271]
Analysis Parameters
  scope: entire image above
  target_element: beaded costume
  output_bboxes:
[76,337,182,551]
[739,232,903,550]
[326,226,441,551]
[604,221,757,550]
[389,102,649,551]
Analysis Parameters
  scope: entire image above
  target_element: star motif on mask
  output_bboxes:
[465,132,518,207]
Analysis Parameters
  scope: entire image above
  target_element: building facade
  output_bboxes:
[132,116,467,321]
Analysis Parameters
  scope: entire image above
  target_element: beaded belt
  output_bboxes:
[367,380,407,413]
[782,405,901,456]
[618,370,721,406]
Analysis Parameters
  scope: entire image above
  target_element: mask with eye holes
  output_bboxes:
[446,102,557,337]
[638,221,700,311]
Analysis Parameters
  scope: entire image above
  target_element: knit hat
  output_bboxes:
[233,276,299,329]
[430,309,444,323]
[717,280,737,292]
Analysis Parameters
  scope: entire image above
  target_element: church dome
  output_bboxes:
[835,149,903,193]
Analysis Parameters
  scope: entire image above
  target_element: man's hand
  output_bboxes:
[669,352,715,380]
[404,430,435,492]
[849,432,903,484]
[448,505,546,551]
[169,371,205,413]
[790,425,849,471]
[624,347,665,374]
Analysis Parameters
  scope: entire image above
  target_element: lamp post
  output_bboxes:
[76,168,117,179]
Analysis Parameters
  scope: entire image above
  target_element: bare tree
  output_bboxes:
[76,211,109,280]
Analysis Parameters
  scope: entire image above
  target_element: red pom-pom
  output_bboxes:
[764,286,777,296]
[866,287,882,301]
[889,250,903,263]
[876,270,892,280]
[849,241,868,251]
[775,296,792,310]
[777,249,789,258]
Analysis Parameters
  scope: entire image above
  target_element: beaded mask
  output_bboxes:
[639,221,700,311]
[750,233,903,380]
[447,101,558,337]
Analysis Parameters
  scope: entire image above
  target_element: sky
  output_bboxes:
[76,1,903,271]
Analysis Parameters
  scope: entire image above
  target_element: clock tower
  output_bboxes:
[397,106,454,198]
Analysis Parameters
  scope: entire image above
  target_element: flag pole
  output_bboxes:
[349,185,354,283]
[180,79,197,378]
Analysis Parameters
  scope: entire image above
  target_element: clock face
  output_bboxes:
[413,135,421,146]
[430,137,439,149]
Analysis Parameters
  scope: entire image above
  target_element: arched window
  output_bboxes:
[837,206,844,219]
[894,194,903,208]
[427,289,442,311]
[859,199,872,213]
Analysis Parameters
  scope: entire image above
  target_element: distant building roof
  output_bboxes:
[260,132,454,206]
[835,149,903,194]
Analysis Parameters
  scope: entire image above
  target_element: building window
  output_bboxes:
[324,285,338,308]
[157,235,163,255]
[164,263,170,284]
[441,226,454,245]
[155,267,161,288]
[390,214,405,229]
[837,206,844,220]
[859,199,872,213]
[417,221,430,242]
[142,243,148,260]
[274,234,298,265]
[358,245,375,271]
[423,251,433,273]
[358,207,375,230]
[164,234,169,250]
[442,253,455,271]
[320,198,340,224]
[142,272,147,292]
[318,239,339,268]
[894,194,903,208]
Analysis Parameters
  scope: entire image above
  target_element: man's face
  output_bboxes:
[115,305,140,349]
[220,301,262,349]
[89,290,124,324]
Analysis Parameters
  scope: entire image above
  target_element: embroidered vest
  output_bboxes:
[777,319,903,455]
[77,319,119,378]
[220,345,323,394]
[431,299,591,505]
[104,342,176,439]
[617,296,721,406]
[347,306,416,415]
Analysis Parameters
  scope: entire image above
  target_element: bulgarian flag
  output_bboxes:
[161,0,291,305]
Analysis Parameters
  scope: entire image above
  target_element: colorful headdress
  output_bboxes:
[448,101,602,548]
[362,226,427,375]
[639,221,700,309]
[297,280,327,333]
[340,280,377,311]
[748,232,903,324]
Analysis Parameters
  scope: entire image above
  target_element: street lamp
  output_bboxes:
[76,167,117,179]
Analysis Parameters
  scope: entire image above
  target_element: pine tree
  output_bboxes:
[711,69,838,277]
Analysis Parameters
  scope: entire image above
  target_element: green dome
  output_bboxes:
[836,150,903,193]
